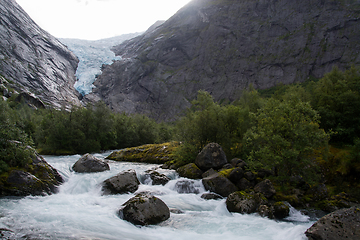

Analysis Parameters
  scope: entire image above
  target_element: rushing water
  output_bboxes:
[0,152,314,240]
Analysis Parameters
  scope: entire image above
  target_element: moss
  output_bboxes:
[106,142,180,164]
[218,168,234,178]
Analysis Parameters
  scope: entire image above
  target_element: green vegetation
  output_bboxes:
[1,66,360,201]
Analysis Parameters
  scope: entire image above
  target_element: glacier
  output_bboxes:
[60,33,141,96]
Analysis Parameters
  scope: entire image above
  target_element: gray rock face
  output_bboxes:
[119,192,170,226]
[0,0,81,109]
[89,0,360,121]
[72,154,110,173]
[101,169,140,195]
[195,143,228,171]
[305,206,360,240]
[142,170,170,185]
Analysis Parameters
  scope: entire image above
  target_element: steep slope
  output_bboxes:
[0,0,81,109]
[91,0,360,121]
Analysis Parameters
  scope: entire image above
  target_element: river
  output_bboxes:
[0,152,314,239]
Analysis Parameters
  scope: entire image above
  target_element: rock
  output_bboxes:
[244,172,255,181]
[176,163,203,179]
[72,154,110,173]
[228,167,244,184]
[273,202,290,219]
[195,143,228,171]
[101,169,139,195]
[254,179,276,199]
[258,205,274,218]
[142,170,170,185]
[305,207,360,240]
[170,208,184,214]
[15,92,46,109]
[201,193,223,200]
[119,192,170,226]
[307,184,328,201]
[89,0,360,121]
[226,191,267,214]
[236,178,254,191]
[106,142,179,164]
[256,169,273,179]
[202,172,238,197]
[202,168,217,178]
[0,150,63,196]
[174,180,200,194]
[0,0,81,110]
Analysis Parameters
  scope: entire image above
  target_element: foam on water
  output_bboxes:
[0,153,314,240]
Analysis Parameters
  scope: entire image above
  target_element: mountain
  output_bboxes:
[88,0,360,121]
[0,0,81,109]
[59,33,142,96]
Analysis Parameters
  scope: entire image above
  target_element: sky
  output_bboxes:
[15,0,192,40]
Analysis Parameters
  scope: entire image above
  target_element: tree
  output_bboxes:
[244,95,329,182]
[311,66,360,144]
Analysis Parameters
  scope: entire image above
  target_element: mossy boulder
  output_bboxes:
[226,191,268,214]
[0,150,63,196]
[202,172,238,197]
[176,163,203,179]
[273,201,290,219]
[119,192,170,226]
[195,143,228,171]
[106,142,179,164]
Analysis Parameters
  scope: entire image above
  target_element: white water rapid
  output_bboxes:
[0,152,314,239]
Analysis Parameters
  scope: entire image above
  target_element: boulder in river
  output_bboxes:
[101,169,139,195]
[174,180,200,194]
[305,206,360,240]
[119,192,170,226]
[176,163,203,179]
[226,191,268,214]
[202,172,238,197]
[142,170,170,185]
[195,143,228,171]
[72,153,110,173]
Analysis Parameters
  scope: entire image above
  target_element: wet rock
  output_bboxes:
[305,206,360,240]
[273,202,290,219]
[119,192,170,226]
[226,191,267,214]
[142,170,170,185]
[72,154,110,173]
[202,172,238,197]
[254,179,276,199]
[195,143,228,171]
[176,163,203,179]
[101,169,139,195]
[201,192,223,200]
[174,180,200,194]
[258,205,274,218]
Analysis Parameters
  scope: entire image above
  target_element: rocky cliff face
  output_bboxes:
[0,0,81,109]
[90,0,360,121]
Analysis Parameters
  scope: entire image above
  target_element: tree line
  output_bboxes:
[1,66,360,190]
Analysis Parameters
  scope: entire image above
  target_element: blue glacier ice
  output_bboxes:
[60,33,141,96]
